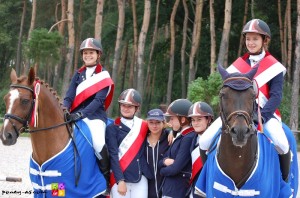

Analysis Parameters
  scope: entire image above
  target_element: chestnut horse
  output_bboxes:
[195,65,298,197]
[0,68,106,197]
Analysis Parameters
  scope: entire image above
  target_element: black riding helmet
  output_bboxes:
[164,99,193,125]
[188,101,214,126]
[118,88,142,107]
[188,102,214,119]
[80,38,103,54]
[242,19,271,39]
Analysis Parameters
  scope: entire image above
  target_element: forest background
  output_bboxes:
[0,0,299,134]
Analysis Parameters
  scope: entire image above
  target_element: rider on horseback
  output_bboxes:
[63,38,114,194]
[199,19,291,182]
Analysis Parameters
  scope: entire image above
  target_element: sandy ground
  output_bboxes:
[0,137,299,198]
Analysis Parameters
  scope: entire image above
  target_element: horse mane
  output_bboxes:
[15,74,65,109]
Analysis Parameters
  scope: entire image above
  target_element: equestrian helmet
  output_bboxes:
[242,19,271,39]
[118,88,142,107]
[164,99,193,118]
[188,101,214,120]
[80,38,103,54]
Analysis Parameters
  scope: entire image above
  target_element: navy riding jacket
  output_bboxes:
[159,127,196,198]
[63,65,109,123]
[145,129,170,198]
[105,117,153,184]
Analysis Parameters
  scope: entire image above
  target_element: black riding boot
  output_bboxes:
[97,145,111,195]
[200,149,208,164]
[279,149,291,182]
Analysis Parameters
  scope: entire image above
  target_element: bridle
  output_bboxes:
[4,84,71,135]
[219,77,256,135]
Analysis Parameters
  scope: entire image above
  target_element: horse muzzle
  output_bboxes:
[0,126,18,145]
[230,125,251,147]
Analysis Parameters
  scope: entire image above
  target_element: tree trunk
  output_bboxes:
[53,0,67,90]
[167,0,180,105]
[188,0,204,83]
[95,0,105,40]
[278,0,285,65]
[61,0,75,98]
[286,0,292,82]
[108,0,125,117]
[131,0,138,88]
[289,0,300,137]
[24,0,36,74]
[28,0,36,40]
[145,0,160,98]
[237,0,248,57]
[209,0,216,74]
[137,0,151,100]
[217,0,232,67]
[180,0,188,98]
[16,0,27,75]
[73,0,83,74]
[120,41,128,92]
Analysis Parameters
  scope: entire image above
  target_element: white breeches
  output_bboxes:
[83,118,106,153]
[111,175,148,198]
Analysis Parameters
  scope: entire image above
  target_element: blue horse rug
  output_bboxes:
[195,124,298,198]
[29,120,106,198]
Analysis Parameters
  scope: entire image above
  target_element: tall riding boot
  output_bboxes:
[279,149,291,182]
[200,149,208,164]
[97,145,111,195]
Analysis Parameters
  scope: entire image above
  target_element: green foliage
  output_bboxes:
[187,72,222,114]
[24,28,63,64]
[280,83,293,125]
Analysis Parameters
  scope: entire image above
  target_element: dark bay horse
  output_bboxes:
[0,68,106,197]
[195,65,298,197]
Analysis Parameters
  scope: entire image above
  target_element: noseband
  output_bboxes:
[4,84,70,135]
[219,77,255,134]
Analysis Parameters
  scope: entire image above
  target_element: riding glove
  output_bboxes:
[67,112,83,122]
[253,112,265,125]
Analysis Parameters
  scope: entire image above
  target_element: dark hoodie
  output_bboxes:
[145,128,170,198]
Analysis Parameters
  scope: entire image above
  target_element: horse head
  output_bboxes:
[1,67,65,147]
[218,64,258,147]
[0,68,36,145]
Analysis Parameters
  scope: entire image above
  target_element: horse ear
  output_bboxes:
[218,63,229,80]
[28,67,36,85]
[245,65,259,80]
[10,68,17,83]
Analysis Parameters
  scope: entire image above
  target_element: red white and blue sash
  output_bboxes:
[191,144,202,184]
[71,70,114,111]
[110,117,148,186]
[227,55,286,120]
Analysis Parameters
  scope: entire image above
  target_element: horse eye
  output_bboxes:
[21,99,30,105]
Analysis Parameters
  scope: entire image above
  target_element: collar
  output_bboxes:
[78,63,103,73]
[249,50,266,66]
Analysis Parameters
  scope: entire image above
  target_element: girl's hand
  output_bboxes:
[167,131,174,145]
[117,180,127,196]
[164,158,174,166]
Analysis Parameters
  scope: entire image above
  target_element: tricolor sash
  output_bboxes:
[227,55,286,120]
[71,70,114,111]
[191,145,202,184]
[110,116,148,186]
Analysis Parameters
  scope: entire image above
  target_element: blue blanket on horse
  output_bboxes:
[195,125,298,198]
[29,120,106,198]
